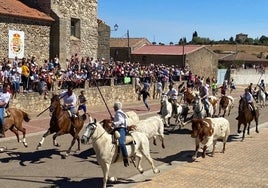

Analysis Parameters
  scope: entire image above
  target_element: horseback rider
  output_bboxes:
[166,84,178,117]
[0,84,11,138]
[112,101,129,167]
[258,79,268,98]
[199,82,210,117]
[60,85,77,122]
[243,87,256,116]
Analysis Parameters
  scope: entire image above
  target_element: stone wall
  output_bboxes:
[9,79,140,115]
[49,0,98,67]
[0,16,51,63]
[98,21,110,61]
[186,47,218,79]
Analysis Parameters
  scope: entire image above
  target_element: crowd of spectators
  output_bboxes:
[0,54,191,98]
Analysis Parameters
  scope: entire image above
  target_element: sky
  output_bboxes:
[98,0,268,44]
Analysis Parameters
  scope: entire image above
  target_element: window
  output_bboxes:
[71,18,80,39]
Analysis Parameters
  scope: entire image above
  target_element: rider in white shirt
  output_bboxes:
[60,85,77,117]
[0,84,11,138]
[166,84,178,117]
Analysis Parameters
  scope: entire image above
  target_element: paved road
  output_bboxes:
[0,85,267,188]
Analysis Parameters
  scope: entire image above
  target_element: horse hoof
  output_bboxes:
[65,153,69,157]
[154,169,160,174]
[0,146,7,152]
[36,143,41,150]
[23,143,28,148]
[109,177,118,182]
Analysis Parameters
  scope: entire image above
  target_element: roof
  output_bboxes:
[110,38,151,48]
[219,52,268,62]
[131,45,203,55]
[0,0,54,22]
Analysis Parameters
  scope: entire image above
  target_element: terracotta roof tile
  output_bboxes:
[0,0,53,21]
[132,45,203,55]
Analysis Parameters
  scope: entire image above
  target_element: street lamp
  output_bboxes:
[111,24,118,32]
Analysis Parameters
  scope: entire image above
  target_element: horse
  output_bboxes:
[183,90,196,105]
[36,94,87,156]
[160,93,184,127]
[101,114,165,148]
[218,95,234,117]
[236,96,259,141]
[208,95,218,116]
[81,120,160,188]
[4,108,30,147]
[192,94,214,119]
[257,86,266,108]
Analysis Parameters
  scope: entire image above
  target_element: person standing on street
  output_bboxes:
[140,88,150,111]
[77,90,88,116]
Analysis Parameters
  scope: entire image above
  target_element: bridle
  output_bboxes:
[86,122,106,144]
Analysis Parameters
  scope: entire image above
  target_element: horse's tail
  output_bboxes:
[21,110,31,122]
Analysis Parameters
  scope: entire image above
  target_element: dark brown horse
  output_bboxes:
[236,96,259,141]
[4,108,30,147]
[36,94,87,156]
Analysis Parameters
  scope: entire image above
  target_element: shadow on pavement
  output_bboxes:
[155,150,194,165]
[0,149,62,166]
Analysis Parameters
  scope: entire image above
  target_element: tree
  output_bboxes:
[259,35,268,44]
[192,31,198,38]
[178,37,187,45]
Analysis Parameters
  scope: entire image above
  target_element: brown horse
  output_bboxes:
[236,96,259,141]
[4,108,30,147]
[183,90,195,105]
[36,94,87,156]
[218,95,234,117]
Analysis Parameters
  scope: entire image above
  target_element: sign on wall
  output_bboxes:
[8,30,25,59]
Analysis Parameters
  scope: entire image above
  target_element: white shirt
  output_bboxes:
[166,88,178,100]
[0,91,11,108]
[113,109,127,128]
[60,91,77,107]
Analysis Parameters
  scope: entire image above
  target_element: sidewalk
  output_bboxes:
[131,124,268,188]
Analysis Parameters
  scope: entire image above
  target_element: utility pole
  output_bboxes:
[127,30,130,62]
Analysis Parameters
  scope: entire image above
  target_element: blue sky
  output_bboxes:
[98,0,268,44]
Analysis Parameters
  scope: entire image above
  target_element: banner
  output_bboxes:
[8,30,24,59]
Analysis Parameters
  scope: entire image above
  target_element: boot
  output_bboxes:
[0,126,5,138]
[206,109,210,117]
[123,157,129,167]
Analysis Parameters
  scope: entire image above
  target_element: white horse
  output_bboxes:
[160,93,183,127]
[257,86,266,108]
[192,95,214,119]
[81,120,160,188]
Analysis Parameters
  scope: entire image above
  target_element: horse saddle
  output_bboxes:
[113,130,135,145]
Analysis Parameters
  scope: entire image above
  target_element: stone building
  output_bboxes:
[0,0,99,68]
[131,45,218,78]
[110,38,151,62]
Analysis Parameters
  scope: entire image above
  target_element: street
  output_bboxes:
[0,90,267,188]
